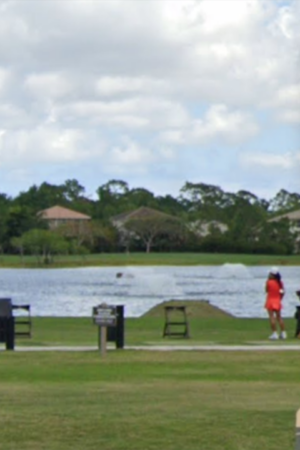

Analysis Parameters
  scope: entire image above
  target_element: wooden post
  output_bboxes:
[296,409,300,450]
[100,326,107,357]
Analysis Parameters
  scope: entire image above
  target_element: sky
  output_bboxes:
[0,0,299,201]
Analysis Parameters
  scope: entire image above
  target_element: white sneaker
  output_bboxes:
[269,332,279,340]
[280,331,287,340]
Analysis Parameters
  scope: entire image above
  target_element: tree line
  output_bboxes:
[0,178,299,260]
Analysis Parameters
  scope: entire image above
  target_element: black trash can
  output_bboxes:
[295,291,300,338]
[107,305,125,349]
[0,298,15,350]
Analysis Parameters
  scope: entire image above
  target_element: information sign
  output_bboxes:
[93,304,117,327]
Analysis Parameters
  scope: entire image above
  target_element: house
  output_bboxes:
[38,205,91,230]
[268,209,300,227]
[112,207,170,228]
[268,209,300,249]
[187,220,228,237]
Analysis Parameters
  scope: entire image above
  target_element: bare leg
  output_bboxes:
[275,310,285,332]
[267,310,277,332]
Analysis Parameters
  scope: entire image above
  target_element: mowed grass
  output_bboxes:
[1,251,300,267]
[2,306,300,449]
[0,350,299,450]
[13,300,298,347]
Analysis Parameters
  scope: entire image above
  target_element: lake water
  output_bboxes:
[0,265,299,318]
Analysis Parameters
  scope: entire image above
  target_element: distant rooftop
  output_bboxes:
[38,205,91,220]
[269,209,300,222]
[112,207,171,223]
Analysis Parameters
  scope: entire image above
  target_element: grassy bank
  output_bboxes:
[1,252,300,268]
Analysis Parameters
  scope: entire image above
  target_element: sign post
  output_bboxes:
[100,325,107,357]
[92,304,117,356]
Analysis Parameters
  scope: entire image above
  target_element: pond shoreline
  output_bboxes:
[0,252,300,269]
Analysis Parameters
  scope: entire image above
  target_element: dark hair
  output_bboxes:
[273,273,283,290]
[274,272,281,281]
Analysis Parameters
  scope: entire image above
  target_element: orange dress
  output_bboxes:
[265,279,284,311]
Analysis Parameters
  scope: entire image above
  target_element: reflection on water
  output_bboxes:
[0,265,299,318]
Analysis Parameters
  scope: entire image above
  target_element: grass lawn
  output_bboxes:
[0,350,299,450]
[13,300,299,347]
[0,252,300,268]
[1,305,299,449]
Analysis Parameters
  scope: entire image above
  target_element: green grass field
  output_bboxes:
[1,304,300,449]
[13,315,299,347]
[10,300,298,348]
[0,349,299,449]
[1,251,300,268]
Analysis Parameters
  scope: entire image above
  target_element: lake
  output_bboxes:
[0,264,299,318]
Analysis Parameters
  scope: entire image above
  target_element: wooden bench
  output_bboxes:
[12,304,32,338]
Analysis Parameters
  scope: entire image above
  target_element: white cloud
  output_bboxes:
[278,110,300,125]
[0,126,96,167]
[162,104,259,145]
[0,68,10,95]
[276,84,300,109]
[25,72,73,99]
[0,104,33,128]
[241,151,300,170]
[270,83,300,124]
[57,97,189,131]
[274,3,300,40]
[0,0,298,198]
[95,76,168,98]
[110,138,155,166]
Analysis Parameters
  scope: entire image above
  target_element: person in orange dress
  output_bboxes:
[264,267,286,340]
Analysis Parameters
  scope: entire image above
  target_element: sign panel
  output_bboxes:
[93,304,117,327]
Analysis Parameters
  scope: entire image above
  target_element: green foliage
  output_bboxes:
[0,179,299,255]
[269,188,300,213]
[15,182,66,211]
[123,209,185,252]
[15,229,69,264]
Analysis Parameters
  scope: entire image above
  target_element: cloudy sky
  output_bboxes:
[0,0,299,200]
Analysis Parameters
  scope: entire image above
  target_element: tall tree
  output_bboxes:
[14,229,68,264]
[0,193,11,252]
[15,182,66,211]
[269,189,300,213]
[179,182,228,220]
[63,179,85,202]
[122,208,185,253]
[96,180,130,220]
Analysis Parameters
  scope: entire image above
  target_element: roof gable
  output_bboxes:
[269,209,300,222]
[112,207,173,223]
[38,205,91,220]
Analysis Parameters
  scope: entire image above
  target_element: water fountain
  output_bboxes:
[113,267,185,316]
[216,263,253,279]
